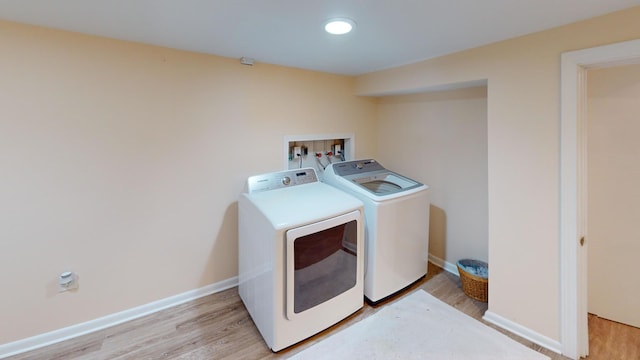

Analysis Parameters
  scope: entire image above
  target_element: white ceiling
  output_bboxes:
[1,1,639,75]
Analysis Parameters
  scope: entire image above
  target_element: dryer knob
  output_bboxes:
[282,176,291,185]
[356,163,364,169]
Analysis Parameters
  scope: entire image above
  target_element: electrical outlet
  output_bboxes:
[58,271,79,292]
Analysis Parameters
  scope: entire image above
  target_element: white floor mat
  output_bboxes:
[288,290,550,360]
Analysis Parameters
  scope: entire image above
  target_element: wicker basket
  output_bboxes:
[457,259,488,302]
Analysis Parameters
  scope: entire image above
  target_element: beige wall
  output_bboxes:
[0,21,377,344]
[376,87,488,266]
[4,5,640,349]
[587,63,640,328]
[356,6,640,341]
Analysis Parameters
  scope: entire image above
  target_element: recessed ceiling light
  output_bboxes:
[324,18,355,35]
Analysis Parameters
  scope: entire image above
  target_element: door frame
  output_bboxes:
[560,38,640,359]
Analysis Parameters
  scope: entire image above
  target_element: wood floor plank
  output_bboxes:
[587,313,640,360]
[31,331,104,360]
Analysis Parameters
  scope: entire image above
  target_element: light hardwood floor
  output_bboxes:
[7,263,629,360]
[587,314,640,360]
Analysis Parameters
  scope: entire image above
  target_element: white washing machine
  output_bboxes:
[238,168,364,351]
[323,159,430,303]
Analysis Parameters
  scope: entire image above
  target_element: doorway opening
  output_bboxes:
[560,39,640,359]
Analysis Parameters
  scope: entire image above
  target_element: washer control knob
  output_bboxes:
[356,163,364,169]
[282,176,291,186]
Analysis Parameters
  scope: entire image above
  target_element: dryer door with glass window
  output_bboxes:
[285,210,360,320]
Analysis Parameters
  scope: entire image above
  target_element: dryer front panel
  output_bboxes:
[285,210,360,320]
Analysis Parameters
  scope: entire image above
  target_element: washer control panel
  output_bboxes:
[247,168,318,193]
[330,159,385,176]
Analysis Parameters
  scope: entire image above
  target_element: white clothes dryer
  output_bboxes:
[238,168,364,351]
[323,159,430,303]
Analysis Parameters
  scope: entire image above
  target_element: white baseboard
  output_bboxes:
[428,253,460,276]
[483,311,562,355]
[429,254,562,356]
[2,261,563,359]
[0,276,239,359]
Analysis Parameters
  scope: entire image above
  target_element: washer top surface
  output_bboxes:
[324,159,428,201]
[242,168,363,230]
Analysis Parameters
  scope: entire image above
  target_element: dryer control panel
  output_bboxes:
[247,168,318,193]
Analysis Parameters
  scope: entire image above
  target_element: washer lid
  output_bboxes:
[324,159,426,198]
[352,172,422,195]
[361,180,401,194]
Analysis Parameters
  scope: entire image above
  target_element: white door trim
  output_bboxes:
[560,38,640,360]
